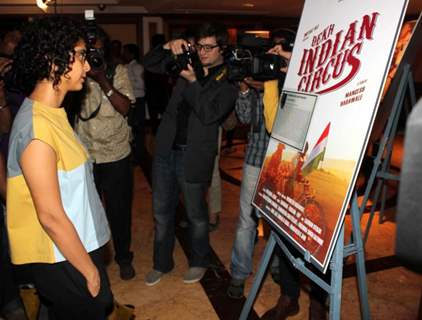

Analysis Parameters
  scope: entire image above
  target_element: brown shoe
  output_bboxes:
[309,299,327,320]
[261,295,299,320]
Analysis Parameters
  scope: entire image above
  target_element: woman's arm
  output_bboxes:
[20,140,100,297]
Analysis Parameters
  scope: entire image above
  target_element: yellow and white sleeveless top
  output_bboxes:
[7,98,110,264]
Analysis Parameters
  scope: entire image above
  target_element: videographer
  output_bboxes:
[226,76,269,299]
[226,30,293,300]
[143,22,237,286]
[75,25,136,281]
[259,42,328,320]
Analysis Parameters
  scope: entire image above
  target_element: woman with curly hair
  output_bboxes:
[6,16,113,319]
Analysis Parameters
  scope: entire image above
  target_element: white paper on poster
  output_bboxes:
[253,0,409,272]
[272,91,318,151]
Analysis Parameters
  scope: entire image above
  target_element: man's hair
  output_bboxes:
[90,25,112,61]
[12,16,87,94]
[182,25,197,42]
[196,22,229,49]
[123,43,140,61]
[151,34,165,48]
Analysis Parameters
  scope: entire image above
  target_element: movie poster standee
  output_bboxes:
[239,192,370,320]
[241,1,408,319]
[239,63,418,320]
[362,64,417,242]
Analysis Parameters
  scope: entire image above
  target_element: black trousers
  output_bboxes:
[94,155,134,265]
[31,247,113,320]
[133,97,146,163]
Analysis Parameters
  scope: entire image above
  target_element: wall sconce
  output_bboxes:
[36,0,55,12]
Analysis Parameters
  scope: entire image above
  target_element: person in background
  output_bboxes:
[226,75,269,298]
[209,110,238,231]
[75,26,136,281]
[110,39,124,66]
[144,34,173,134]
[7,16,113,319]
[122,43,146,164]
[0,25,28,320]
[260,43,327,320]
[143,22,237,286]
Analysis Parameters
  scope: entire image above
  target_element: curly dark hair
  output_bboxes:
[12,16,87,95]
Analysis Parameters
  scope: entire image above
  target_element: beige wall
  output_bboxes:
[101,23,137,45]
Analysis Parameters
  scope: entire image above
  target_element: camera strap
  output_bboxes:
[78,101,102,122]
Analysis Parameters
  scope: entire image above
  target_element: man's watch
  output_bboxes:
[105,89,114,98]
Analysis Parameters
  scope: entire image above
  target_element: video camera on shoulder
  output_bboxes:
[84,10,105,70]
[166,43,204,80]
[226,32,294,82]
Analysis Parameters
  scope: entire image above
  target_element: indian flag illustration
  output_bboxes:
[302,122,330,176]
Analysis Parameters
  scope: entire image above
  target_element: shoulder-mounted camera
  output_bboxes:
[226,32,294,81]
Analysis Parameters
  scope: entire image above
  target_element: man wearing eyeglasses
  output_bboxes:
[143,22,237,286]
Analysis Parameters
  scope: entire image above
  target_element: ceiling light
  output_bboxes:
[245,30,270,38]
[36,0,54,12]
[242,3,255,8]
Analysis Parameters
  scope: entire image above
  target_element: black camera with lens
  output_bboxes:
[166,44,204,80]
[226,32,295,82]
[84,10,105,70]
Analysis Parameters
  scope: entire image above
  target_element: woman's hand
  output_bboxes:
[85,265,101,297]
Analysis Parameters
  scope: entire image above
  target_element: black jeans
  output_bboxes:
[152,150,210,272]
[133,97,146,163]
[31,247,114,320]
[94,155,134,265]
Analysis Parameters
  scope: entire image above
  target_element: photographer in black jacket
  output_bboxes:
[143,22,237,286]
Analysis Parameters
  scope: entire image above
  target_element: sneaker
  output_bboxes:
[145,269,164,286]
[183,267,207,284]
[119,263,136,280]
[227,278,245,299]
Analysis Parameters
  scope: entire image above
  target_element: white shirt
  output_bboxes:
[126,59,145,98]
